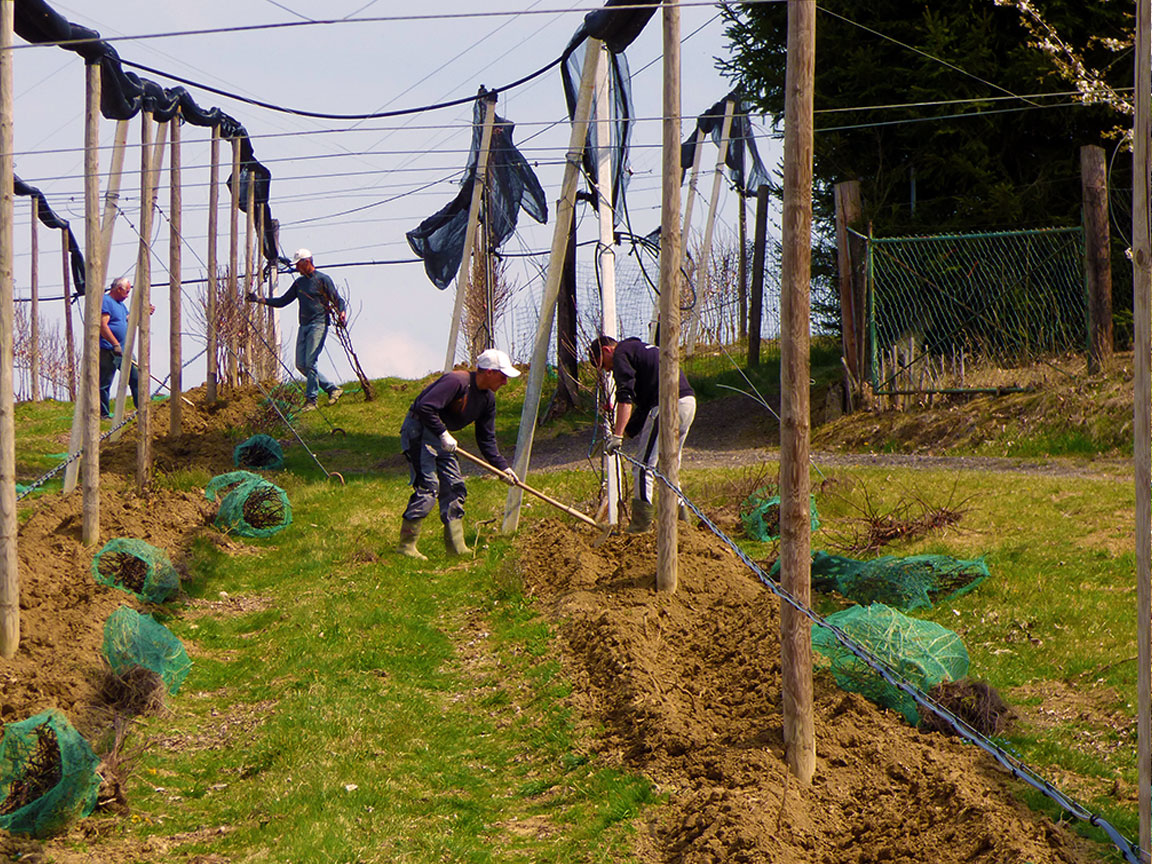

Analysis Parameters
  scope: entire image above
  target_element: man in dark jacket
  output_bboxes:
[247,248,346,411]
[588,335,696,532]
[397,348,520,559]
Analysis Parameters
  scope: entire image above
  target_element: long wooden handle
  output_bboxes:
[456,447,599,528]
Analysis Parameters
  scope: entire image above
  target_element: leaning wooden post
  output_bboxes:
[780,0,816,786]
[61,230,75,400]
[444,90,497,373]
[0,0,17,657]
[748,184,769,367]
[227,137,240,387]
[169,114,182,434]
[1132,0,1152,848]
[97,119,130,287]
[29,196,39,401]
[206,126,220,402]
[78,60,103,541]
[656,0,682,593]
[684,99,734,355]
[1081,145,1112,374]
[649,125,704,342]
[834,180,863,390]
[502,39,602,533]
[254,201,266,378]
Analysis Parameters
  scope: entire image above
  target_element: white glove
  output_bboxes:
[503,467,519,486]
[605,434,623,455]
[438,430,457,453]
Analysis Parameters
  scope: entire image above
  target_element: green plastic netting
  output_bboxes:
[772,551,989,611]
[102,605,192,695]
[205,470,265,502]
[812,603,969,726]
[91,538,180,604]
[214,477,292,538]
[741,492,820,542]
[233,434,284,469]
[0,709,100,838]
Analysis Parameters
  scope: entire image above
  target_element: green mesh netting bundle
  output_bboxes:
[215,478,292,538]
[812,603,969,726]
[102,605,192,695]
[91,538,180,603]
[205,470,265,502]
[0,709,101,838]
[787,551,988,611]
[741,492,820,542]
[233,433,284,470]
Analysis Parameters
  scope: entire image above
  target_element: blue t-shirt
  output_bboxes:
[100,293,128,350]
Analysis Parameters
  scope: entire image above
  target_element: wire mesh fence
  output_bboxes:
[859,226,1086,395]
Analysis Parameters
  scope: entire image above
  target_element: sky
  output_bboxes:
[10,1,782,393]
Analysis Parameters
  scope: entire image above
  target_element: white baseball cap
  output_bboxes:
[477,348,520,378]
[291,248,313,264]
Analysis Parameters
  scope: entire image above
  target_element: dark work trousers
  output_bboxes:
[400,412,467,524]
[98,347,140,418]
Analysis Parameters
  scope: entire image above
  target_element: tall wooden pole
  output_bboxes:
[595,41,620,526]
[502,39,602,533]
[29,197,39,401]
[228,138,240,388]
[1081,145,1112,375]
[780,0,816,786]
[684,99,735,355]
[134,113,157,488]
[206,126,220,402]
[738,189,747,343]
[61,230,75,400]
[835,180,864,387]
[444,91,497,372]
[748,184,769,367]
[79,61,102,542]
[244,172,255,383]
[656,0,682,593]
[1133,0,1151,852]
[169,115,182,434]
[255,202,266,379]
[0,0,18,657]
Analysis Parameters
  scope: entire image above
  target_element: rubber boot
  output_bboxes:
[678,502,694,526]
[397,518,427,560]
[444,518,470,556]
[626,499,654,534]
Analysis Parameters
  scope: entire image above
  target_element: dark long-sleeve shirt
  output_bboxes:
[409,370,508,470]
[612,337,694,438]
[262,270,344,325]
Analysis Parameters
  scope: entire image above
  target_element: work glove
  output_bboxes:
[438,430,458,454]
[245,291,258,302]
[503,467,519,486]
[605,434,623,455]
[112,344,123,357]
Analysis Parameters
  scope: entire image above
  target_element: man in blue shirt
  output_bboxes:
[396,348,520,560]
[98,277,140,418]
[247,248,346,411]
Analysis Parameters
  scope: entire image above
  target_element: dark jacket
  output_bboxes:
[409,370,508,470]
[612,337,694,438]
[263,270,344,326]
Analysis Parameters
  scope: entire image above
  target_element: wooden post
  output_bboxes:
[1081,145,1112,374]
[0,0,17,657]
[206,126,220,402]
[244,170,255,383]
[169,115,182,434]
[79,61,103,542]
[134,114,158,488]
[595,41,620,525]
[684,98,735,355]
[738,188,747,344]
[1133,0,1152,851]
[835,180,864,389]
[228,137,240,388]
[61,230,75,400]
[748,184,769,367]
[656,0,682,593]
[650,126,704,342]
[98,119,130,287]
[29,197,39,401]
[255,201,266,379]
[444,90,497,372]
[502,38,602,533]
[780,0,816,786]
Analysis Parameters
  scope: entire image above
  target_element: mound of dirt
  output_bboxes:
[514,519,1106,863]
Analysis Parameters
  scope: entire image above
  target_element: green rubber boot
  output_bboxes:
[626,499,654,534]
[397,518,427,560]
[444,518,470,556]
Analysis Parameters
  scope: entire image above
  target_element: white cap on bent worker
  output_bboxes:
[291,248,313,265]
[477,348,520,378]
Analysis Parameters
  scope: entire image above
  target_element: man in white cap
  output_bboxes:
[247,248,346,411]
[397,348,521,560]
